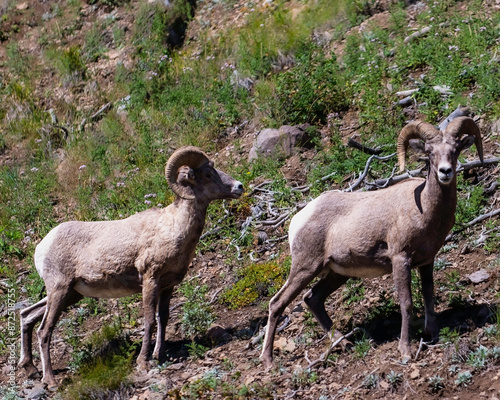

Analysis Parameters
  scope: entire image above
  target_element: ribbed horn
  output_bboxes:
[444,116,483,164]
[165,146,210,199]
[397,121,440,172]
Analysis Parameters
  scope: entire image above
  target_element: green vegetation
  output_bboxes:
[353,334,371,359]
[61,322,135,399]
[222,259,290,309]
[179,278,216,339]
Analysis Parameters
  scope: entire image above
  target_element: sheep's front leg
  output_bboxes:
[137,277,159,370]
[392,255,413,362]
[419,263,438,342]
[152,287,173,363]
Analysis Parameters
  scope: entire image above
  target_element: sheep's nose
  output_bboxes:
[439,166,453,176]
[236,183,243,191]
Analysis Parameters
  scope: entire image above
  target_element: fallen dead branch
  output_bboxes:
[247,316,291,349]
[438,105,472,131]
[368,156,500,190]
[403,26,431,44]
[306,327,360,369]
[347,138,382,155]
[457,156,500,172]
[79,102,113,132]
[446,207,500,242]
[344,153,396,192]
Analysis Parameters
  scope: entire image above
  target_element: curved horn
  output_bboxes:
[397,121,440,172]
[165,146,210,199]
[444,116,483,164]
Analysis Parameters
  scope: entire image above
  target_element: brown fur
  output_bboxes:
[18,153,243,390]
[260,118,482,368]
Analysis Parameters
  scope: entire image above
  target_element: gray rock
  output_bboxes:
[26,384,46,400]
[467,269,490,284]
[206,323,232,345]
[248,124,314,161]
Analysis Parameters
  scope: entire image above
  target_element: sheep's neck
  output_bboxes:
[172,197,209,238]
[421,167,457,232]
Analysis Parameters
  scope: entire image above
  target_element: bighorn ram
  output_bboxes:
[261,117,483,368]
[19,146,243,389]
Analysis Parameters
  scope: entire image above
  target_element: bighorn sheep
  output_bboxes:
[261,117,483,368]
[18,146,243,389]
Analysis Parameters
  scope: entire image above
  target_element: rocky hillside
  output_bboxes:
[1,0,500,399]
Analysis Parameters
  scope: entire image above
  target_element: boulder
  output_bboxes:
[248,124,314,161]
[206,323,232,345]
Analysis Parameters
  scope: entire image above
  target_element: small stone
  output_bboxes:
[467,269,490,284]
[168,362,183,370]
[410,368,420,380]
[16,2,29,10]
[139,390,163,400]
[274,337,296,353]
[244,375,255,385]
[26,384,45,400]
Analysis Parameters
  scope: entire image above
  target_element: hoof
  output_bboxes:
[152,350,166,364]
[42,379,58,392]
[401,355,411,365]
[136,359,150,371]
[19,361,40,379]
[260,356,273,371]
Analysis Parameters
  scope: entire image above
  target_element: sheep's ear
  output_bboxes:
[177,165,195,186]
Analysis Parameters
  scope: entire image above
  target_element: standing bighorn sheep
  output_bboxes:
[261,117,483,368]
[18,146,243,389]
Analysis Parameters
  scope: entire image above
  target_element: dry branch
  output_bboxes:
[344,153,396,192]
[438,105,471,131]
[347,138,382,155]
[396,89,419,97]
[461,208,500,229]
[457,156,500,172]
[445,207,500,242]
[403,26,431,44]
[307,328,360,369]
[367,156,499,190]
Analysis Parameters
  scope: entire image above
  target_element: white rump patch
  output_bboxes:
[34,225,61,279]
[288,197,320,250]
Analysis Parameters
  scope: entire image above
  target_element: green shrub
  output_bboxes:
[179,278,215,338]
[455,176,486,229]
[275,48,348,125]
[60,46,87,78]
[63,323,135,399]
[222,260,290,309]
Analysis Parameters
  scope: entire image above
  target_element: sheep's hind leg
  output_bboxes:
[419,263,438,342]
[152,287,173,364]
[303,270,348,335]
[19,297,47,378]
[260,261,324,369]
[37,289,82,390]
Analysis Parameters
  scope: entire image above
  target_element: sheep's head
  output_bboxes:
[165,146,243,200]
[397,117,483,185]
